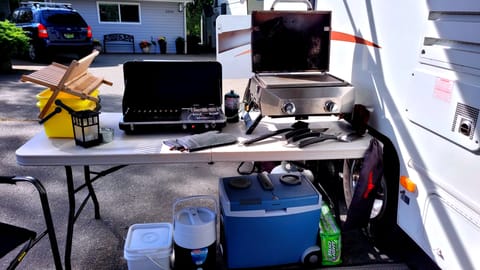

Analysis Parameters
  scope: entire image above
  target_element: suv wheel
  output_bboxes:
[28,44,39,62]
[28,44,51,63]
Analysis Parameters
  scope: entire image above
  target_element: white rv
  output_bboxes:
[216,0,480,269]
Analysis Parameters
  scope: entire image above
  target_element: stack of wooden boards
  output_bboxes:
[21,50,113,119]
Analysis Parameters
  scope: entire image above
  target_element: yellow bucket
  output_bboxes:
[36,89,99,138]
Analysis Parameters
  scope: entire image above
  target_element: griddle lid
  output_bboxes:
[251,10,332,74]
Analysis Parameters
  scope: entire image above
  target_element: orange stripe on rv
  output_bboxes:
[235,49,251,57]
[331,31,381,48]
[232,31,379,57]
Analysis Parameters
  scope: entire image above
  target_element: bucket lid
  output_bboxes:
[124,223,173,258]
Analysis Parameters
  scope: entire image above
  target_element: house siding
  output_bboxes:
[70,0,185,54]
[0,1,10,20]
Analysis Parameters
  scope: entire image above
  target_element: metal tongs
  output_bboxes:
[297,132,357,148]
[286,128,329,144]
[242,121,309,145]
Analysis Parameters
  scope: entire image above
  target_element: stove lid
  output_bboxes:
[122,60,222,114]
[251,10,332,74]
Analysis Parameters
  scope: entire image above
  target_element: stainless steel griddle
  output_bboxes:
[245,8,355,123]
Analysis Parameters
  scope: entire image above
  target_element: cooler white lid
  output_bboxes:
[125,223,173,255]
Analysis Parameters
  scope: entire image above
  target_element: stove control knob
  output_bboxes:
[282,102,296,115]
[324,100,339,113]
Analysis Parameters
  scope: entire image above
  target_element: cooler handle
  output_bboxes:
[270,0,313,10]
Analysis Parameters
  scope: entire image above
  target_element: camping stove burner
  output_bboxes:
[189,105,222,120]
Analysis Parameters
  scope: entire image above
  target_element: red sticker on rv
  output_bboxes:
[433,77,453,102]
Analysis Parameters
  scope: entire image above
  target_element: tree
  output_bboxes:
[186,0,213,37]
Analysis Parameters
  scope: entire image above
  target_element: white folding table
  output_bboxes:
[16,112,371,270]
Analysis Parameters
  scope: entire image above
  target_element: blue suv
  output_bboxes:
[10,2,93,62]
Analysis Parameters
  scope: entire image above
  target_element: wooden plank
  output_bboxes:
[20,63,68,88]
[61,50,98,85]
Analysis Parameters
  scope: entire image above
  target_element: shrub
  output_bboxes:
[0,20,29,59]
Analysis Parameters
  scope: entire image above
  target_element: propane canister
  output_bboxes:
[224,90,239,123]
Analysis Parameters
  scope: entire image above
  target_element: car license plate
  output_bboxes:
[64,33,74,39]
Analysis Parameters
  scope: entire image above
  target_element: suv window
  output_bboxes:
[42,10,87,26]
[12,9,33,23]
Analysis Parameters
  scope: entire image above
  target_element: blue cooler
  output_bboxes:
[219,172,322,268]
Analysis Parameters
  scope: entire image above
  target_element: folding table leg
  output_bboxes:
[64,166,75,270]
[61,164,124,269]
[83,166,100,219]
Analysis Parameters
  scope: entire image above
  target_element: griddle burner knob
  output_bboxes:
[282,102,296,115]
[324,100,339,113]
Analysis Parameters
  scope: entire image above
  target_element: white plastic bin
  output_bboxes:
[124,223,173,270]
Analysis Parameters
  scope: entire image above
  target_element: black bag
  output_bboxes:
[343,138,383,230]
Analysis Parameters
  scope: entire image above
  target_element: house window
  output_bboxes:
[97,2,140,23]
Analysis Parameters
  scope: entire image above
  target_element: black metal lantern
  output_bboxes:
[54,99,102,148]
[71,110,102,147]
